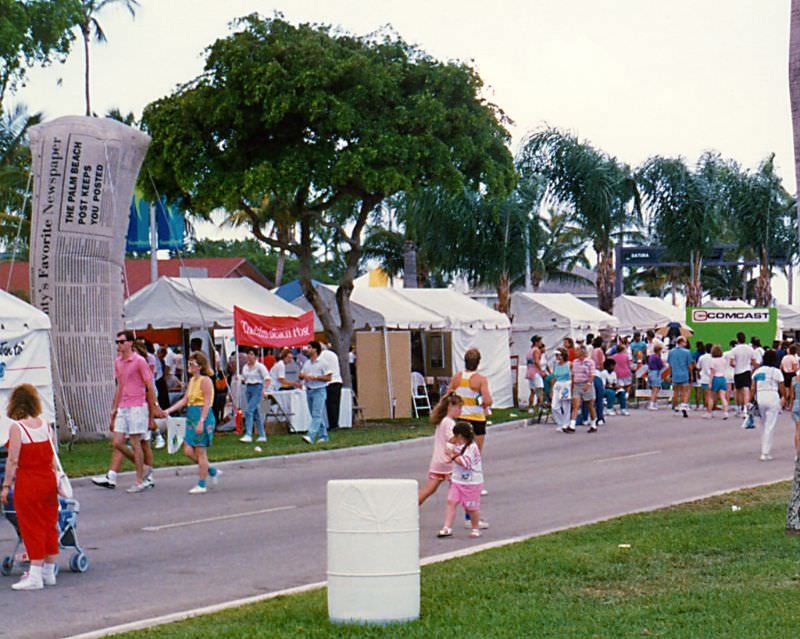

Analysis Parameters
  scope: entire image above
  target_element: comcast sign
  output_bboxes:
[691,309,770,323]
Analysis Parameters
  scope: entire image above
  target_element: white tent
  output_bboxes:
[510,293,619,381]
[613,295,684,334]
[397,289,513,409]
[776,304,800,332]
[0,290,55,439]
[705,299,752,308]
[124,277,305,329]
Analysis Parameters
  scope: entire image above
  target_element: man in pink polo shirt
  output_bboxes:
[92,330,160,493]
[566,344,597,433]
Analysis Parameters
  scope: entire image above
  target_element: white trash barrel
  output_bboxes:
[327,479,419,624]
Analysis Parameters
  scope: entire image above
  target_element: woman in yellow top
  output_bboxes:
[164,351,220,494]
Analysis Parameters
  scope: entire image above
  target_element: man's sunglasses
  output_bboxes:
[115,339,128,344]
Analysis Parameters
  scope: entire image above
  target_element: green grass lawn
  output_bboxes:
[115,481,800,638]
[61,407,523,478]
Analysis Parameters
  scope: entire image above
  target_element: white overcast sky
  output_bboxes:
[11,0,799,300]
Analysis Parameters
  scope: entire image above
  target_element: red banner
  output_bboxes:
[233,306,314,347]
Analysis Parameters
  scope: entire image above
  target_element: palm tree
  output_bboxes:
[77,0,139,116]
[636,152,733,307]
[0,104,42,254]
[529,208,590,289]
[727,154,793,306]
[518,127,640,313]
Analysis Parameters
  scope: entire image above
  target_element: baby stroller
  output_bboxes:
[0,447,89,576]
[1,494,89,575]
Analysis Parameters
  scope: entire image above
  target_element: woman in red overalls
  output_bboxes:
[1,384,59,590]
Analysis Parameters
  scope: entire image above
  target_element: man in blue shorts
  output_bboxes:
[667,337,693,418]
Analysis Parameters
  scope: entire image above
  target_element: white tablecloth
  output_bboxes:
[261,388,353,432]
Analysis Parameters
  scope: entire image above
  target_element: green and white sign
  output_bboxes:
[686,307,777,348]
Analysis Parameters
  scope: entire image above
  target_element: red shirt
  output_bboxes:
[261,355,276,371]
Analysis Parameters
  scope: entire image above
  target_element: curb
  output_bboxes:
[70,417,535,486]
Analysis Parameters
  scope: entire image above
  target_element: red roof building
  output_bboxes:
[0,257,273,301]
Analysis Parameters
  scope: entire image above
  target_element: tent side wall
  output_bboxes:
[451,325,513,409]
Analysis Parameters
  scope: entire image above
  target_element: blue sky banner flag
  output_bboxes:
[156,197,184,250]
[126,193,150,252]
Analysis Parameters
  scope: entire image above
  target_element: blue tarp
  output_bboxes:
[126,194,185,252]
[273,279,321,302]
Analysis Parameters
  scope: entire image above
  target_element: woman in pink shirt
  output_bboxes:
[591,337,605,370]
[418,394,463,505]
[610,343,633,399]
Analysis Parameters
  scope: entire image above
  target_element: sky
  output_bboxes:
[10,0,798,300]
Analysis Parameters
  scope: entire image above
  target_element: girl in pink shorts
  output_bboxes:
[418,394,463,505]
[438,422,488,539]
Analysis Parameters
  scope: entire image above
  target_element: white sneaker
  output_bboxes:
[256,435,267,443]
[302,435,313,444]
[760,454,773,462]
[480,488,488,496]
[189,484,208,494]
[464,519,490,529]
[211,469,223,486]
[621,409,630,416]
[91,475,116,489]
[42,566,56,586]
[154,433,166,449]
[648,405,658,411]
[606,409,616,416]
[12,572,43,591]
[239,435,253,443]
[126,482,147,494]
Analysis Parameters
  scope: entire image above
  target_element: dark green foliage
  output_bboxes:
[0,0,82,107]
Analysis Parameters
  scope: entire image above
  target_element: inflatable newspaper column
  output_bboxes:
[28,117,151,437]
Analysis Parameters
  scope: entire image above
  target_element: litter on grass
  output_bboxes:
[731,505,741,511]
[254,446,263,452]
[618,544,631,549]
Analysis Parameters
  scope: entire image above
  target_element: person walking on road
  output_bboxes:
[418,394,463,505]
[751,349,785,462]
[708,345,730,419]
[667,337,693,417]
[164,351,221,494]
[550,348,572,430]
[610,343,633,407]
[568,345,597,432]
[319,344,343,430]
[92,331,160,493]
[781,345,799,404]
[730,333,757,416]
[239,348,269,443]
[646,345,665,411]
[525,335,544,412]
[1,385,59,590]
[300,341,332,445]
[437,422,488,539]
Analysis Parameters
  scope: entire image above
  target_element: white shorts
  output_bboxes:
[527,375,544,389]
[114,405,149,436]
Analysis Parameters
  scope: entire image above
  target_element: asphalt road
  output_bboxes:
[1,407,797,639]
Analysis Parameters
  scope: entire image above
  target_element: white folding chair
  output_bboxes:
[411,371,432,418]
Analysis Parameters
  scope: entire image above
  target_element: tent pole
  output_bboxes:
[383,327,395,419]
[149,202,158,283]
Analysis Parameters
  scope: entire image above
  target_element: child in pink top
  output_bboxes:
[418,394,463,505]
[437,422,488,539]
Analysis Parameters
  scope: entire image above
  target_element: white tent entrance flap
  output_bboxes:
[0,290,56,441]
[613,295,684,334]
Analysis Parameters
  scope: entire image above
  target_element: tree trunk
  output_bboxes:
[275,249,285,287]
[82,27,91,117]
[787,456,800,532]
[596,246,614,313]
[686,251,703,307]
[297,198,378,389]
[402,240,417,288]
[496,272,511,316]
[754,247,772,307]
[790,0,800,304]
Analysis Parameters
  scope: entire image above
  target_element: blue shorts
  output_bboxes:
[700,383,709,390]
[711,377,727,393]
[185,405,215,448]
[647,370,663,388]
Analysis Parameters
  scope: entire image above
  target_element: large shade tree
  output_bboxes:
[0,0,82,110]
[518,127,640,313]
[141,15,516,384]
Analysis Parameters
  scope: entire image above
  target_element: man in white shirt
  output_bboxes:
[319,343,343,430]
[729,332,757,415]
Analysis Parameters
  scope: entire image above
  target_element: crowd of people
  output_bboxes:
[524,329,800,462]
